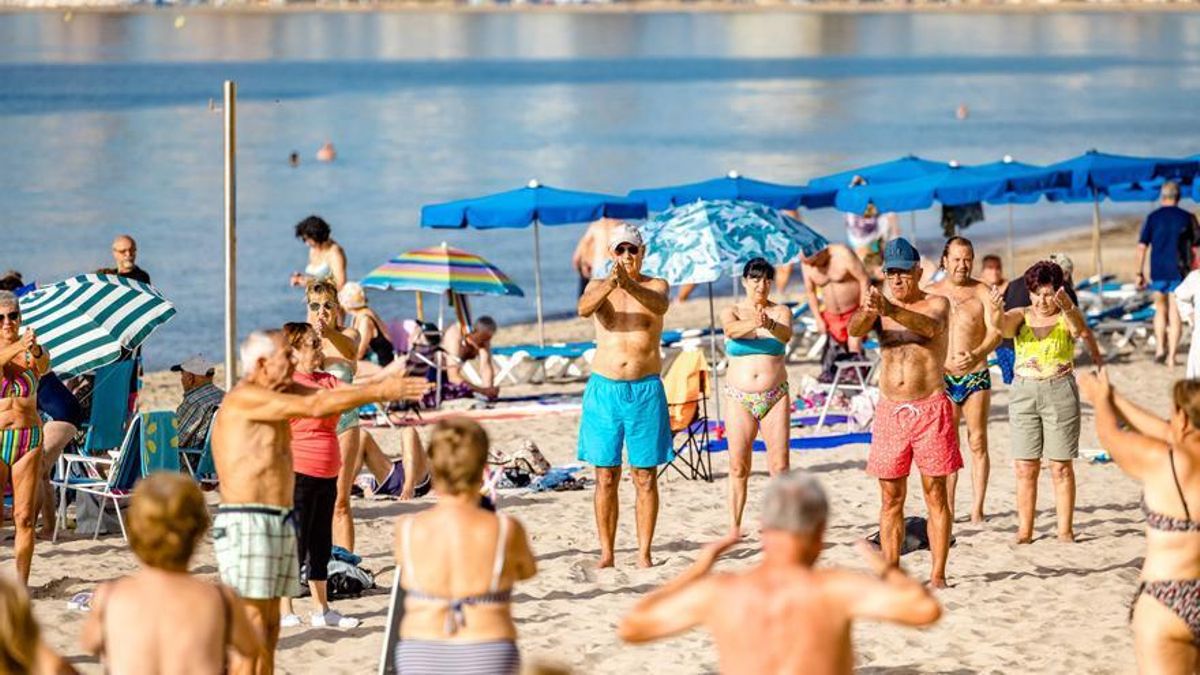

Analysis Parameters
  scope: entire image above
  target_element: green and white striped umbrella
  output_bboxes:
[17,274,176,376]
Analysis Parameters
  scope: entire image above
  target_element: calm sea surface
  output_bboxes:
[2,10,1199,368]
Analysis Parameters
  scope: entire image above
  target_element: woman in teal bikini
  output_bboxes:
[720,259,794,532]
[0,291,49,585]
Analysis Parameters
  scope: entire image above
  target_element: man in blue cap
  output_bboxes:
[848,237,961,589]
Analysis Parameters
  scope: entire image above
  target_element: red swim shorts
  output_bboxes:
[866,391,962,480]
[821,306,858,345]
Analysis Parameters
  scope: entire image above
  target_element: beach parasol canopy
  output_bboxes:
[421,180,647,346]
[17,274,176,376]
[628,171,818,212]
[1032,151,1200,284]
[805,155,953,209]
[360,244,524,297]
[639,200,829,285]
[833,158,1071,215]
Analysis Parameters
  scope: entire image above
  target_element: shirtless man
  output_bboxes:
[577,222,671,568]
[572,217,622,297]
[848,238,961,588]
[801,242,871,355]
[926,237,1004,524]
[619,471,941,674]
[210,330,426,675]
[440,316,500,400]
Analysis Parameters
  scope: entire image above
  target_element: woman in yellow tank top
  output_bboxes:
[999,260,1088,544]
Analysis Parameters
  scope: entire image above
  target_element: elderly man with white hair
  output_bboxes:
[619,471,942,673]
[210,330,427,675]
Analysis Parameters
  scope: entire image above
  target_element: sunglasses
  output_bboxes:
[0,311,19,323]
[615,244,640,256]
[308,301,336,312]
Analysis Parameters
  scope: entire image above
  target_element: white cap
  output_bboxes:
[608,222,644,253]
[171,354,214,376]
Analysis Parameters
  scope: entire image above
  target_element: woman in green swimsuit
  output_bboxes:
[720,259,794,532]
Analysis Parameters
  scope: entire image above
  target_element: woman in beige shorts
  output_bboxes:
[999,260,1087,544]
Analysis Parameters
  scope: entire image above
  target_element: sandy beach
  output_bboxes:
[26,220,1163,674]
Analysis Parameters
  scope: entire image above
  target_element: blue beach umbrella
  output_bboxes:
[628,170,817,212]
[805,155,953,209]
[1031,151,1200,283]
[834,157,1072,265]
[638,199,828,420]
[421,180,647,345]
[639,200,827,285]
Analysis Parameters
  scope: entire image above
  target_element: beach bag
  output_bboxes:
[866,516,956,555]
[74,493,124,536]
[849,389,880,430]
[326,560,375,600]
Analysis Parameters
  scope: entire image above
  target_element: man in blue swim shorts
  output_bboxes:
[926,236,1004,525]
[1135,181,1199,367]
[577,222,672,569]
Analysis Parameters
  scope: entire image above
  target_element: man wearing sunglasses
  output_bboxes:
[98,234,151,285]
[848,238,959,589]
[577,222,671,569]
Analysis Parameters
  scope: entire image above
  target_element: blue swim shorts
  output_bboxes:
[577,373,673,469]
[1149,279,1183,294]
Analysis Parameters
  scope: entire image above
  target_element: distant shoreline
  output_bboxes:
[5,2,1200,15]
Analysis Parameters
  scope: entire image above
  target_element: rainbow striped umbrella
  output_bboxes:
[360,244,524,297]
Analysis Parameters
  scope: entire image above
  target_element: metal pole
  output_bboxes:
[436,293,445,408]
[1092,190,1104,295]
[1007,204,1015,272]
[909,211,917,245]
[223,81,237,390]
[708,283,721,423]
[532,220,545,347]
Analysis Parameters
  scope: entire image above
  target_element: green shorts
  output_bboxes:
[336,409,359,435]
[213,504,299,600]
[1009,375,1080,462]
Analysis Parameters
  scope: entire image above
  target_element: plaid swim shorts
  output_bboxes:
[213,504,299,600]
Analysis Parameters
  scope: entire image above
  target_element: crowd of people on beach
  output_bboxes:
[0,182,1199,673]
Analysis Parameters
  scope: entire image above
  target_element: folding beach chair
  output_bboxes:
[182,418,219,487]
[808,342,880,432]
[53,411,163,541]
[658,349,713,482]
[77,360,137,457]
[492,342,595,385]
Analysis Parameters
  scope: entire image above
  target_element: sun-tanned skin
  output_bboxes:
[0,301,49,585]
[212,334,426,675]
[849,267,955,588]
[926,241,1004,524]
[619,531,941,674]
[578,242,669,569]
[801,244,871,354]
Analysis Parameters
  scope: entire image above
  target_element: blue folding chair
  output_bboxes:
[78,360,136,456]
[53,412,144,541]
[182,412,218,487]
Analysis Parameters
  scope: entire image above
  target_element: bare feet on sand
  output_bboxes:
[597,553,615,569]
[928,577,949,590]
[1058,531,1076,543]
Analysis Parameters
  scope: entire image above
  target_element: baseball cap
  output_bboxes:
[170,354,215,377]
[882,237,921,271]
[1046,252,1074,278]
[608,222,644,253]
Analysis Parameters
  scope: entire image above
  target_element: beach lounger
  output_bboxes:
[491,342,595,385]
[658,349,713,482]
[53,411,166,542]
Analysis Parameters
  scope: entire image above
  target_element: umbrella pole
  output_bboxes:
[1092,189,1104,297]
[909,211,917,246]
[415,292,424,322]
[1007,204,1015,273]
[708,282,721,424]
[533,219,546,348]
[222,80,237,390]
[437,293,445,408]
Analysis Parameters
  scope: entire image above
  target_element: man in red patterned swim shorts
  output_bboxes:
[849,237,961,589]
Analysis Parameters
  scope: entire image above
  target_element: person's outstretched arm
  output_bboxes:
[232,376,429,423]
[844,542,941,627]
[618,532,738,643]
[1077,370,1164,480]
